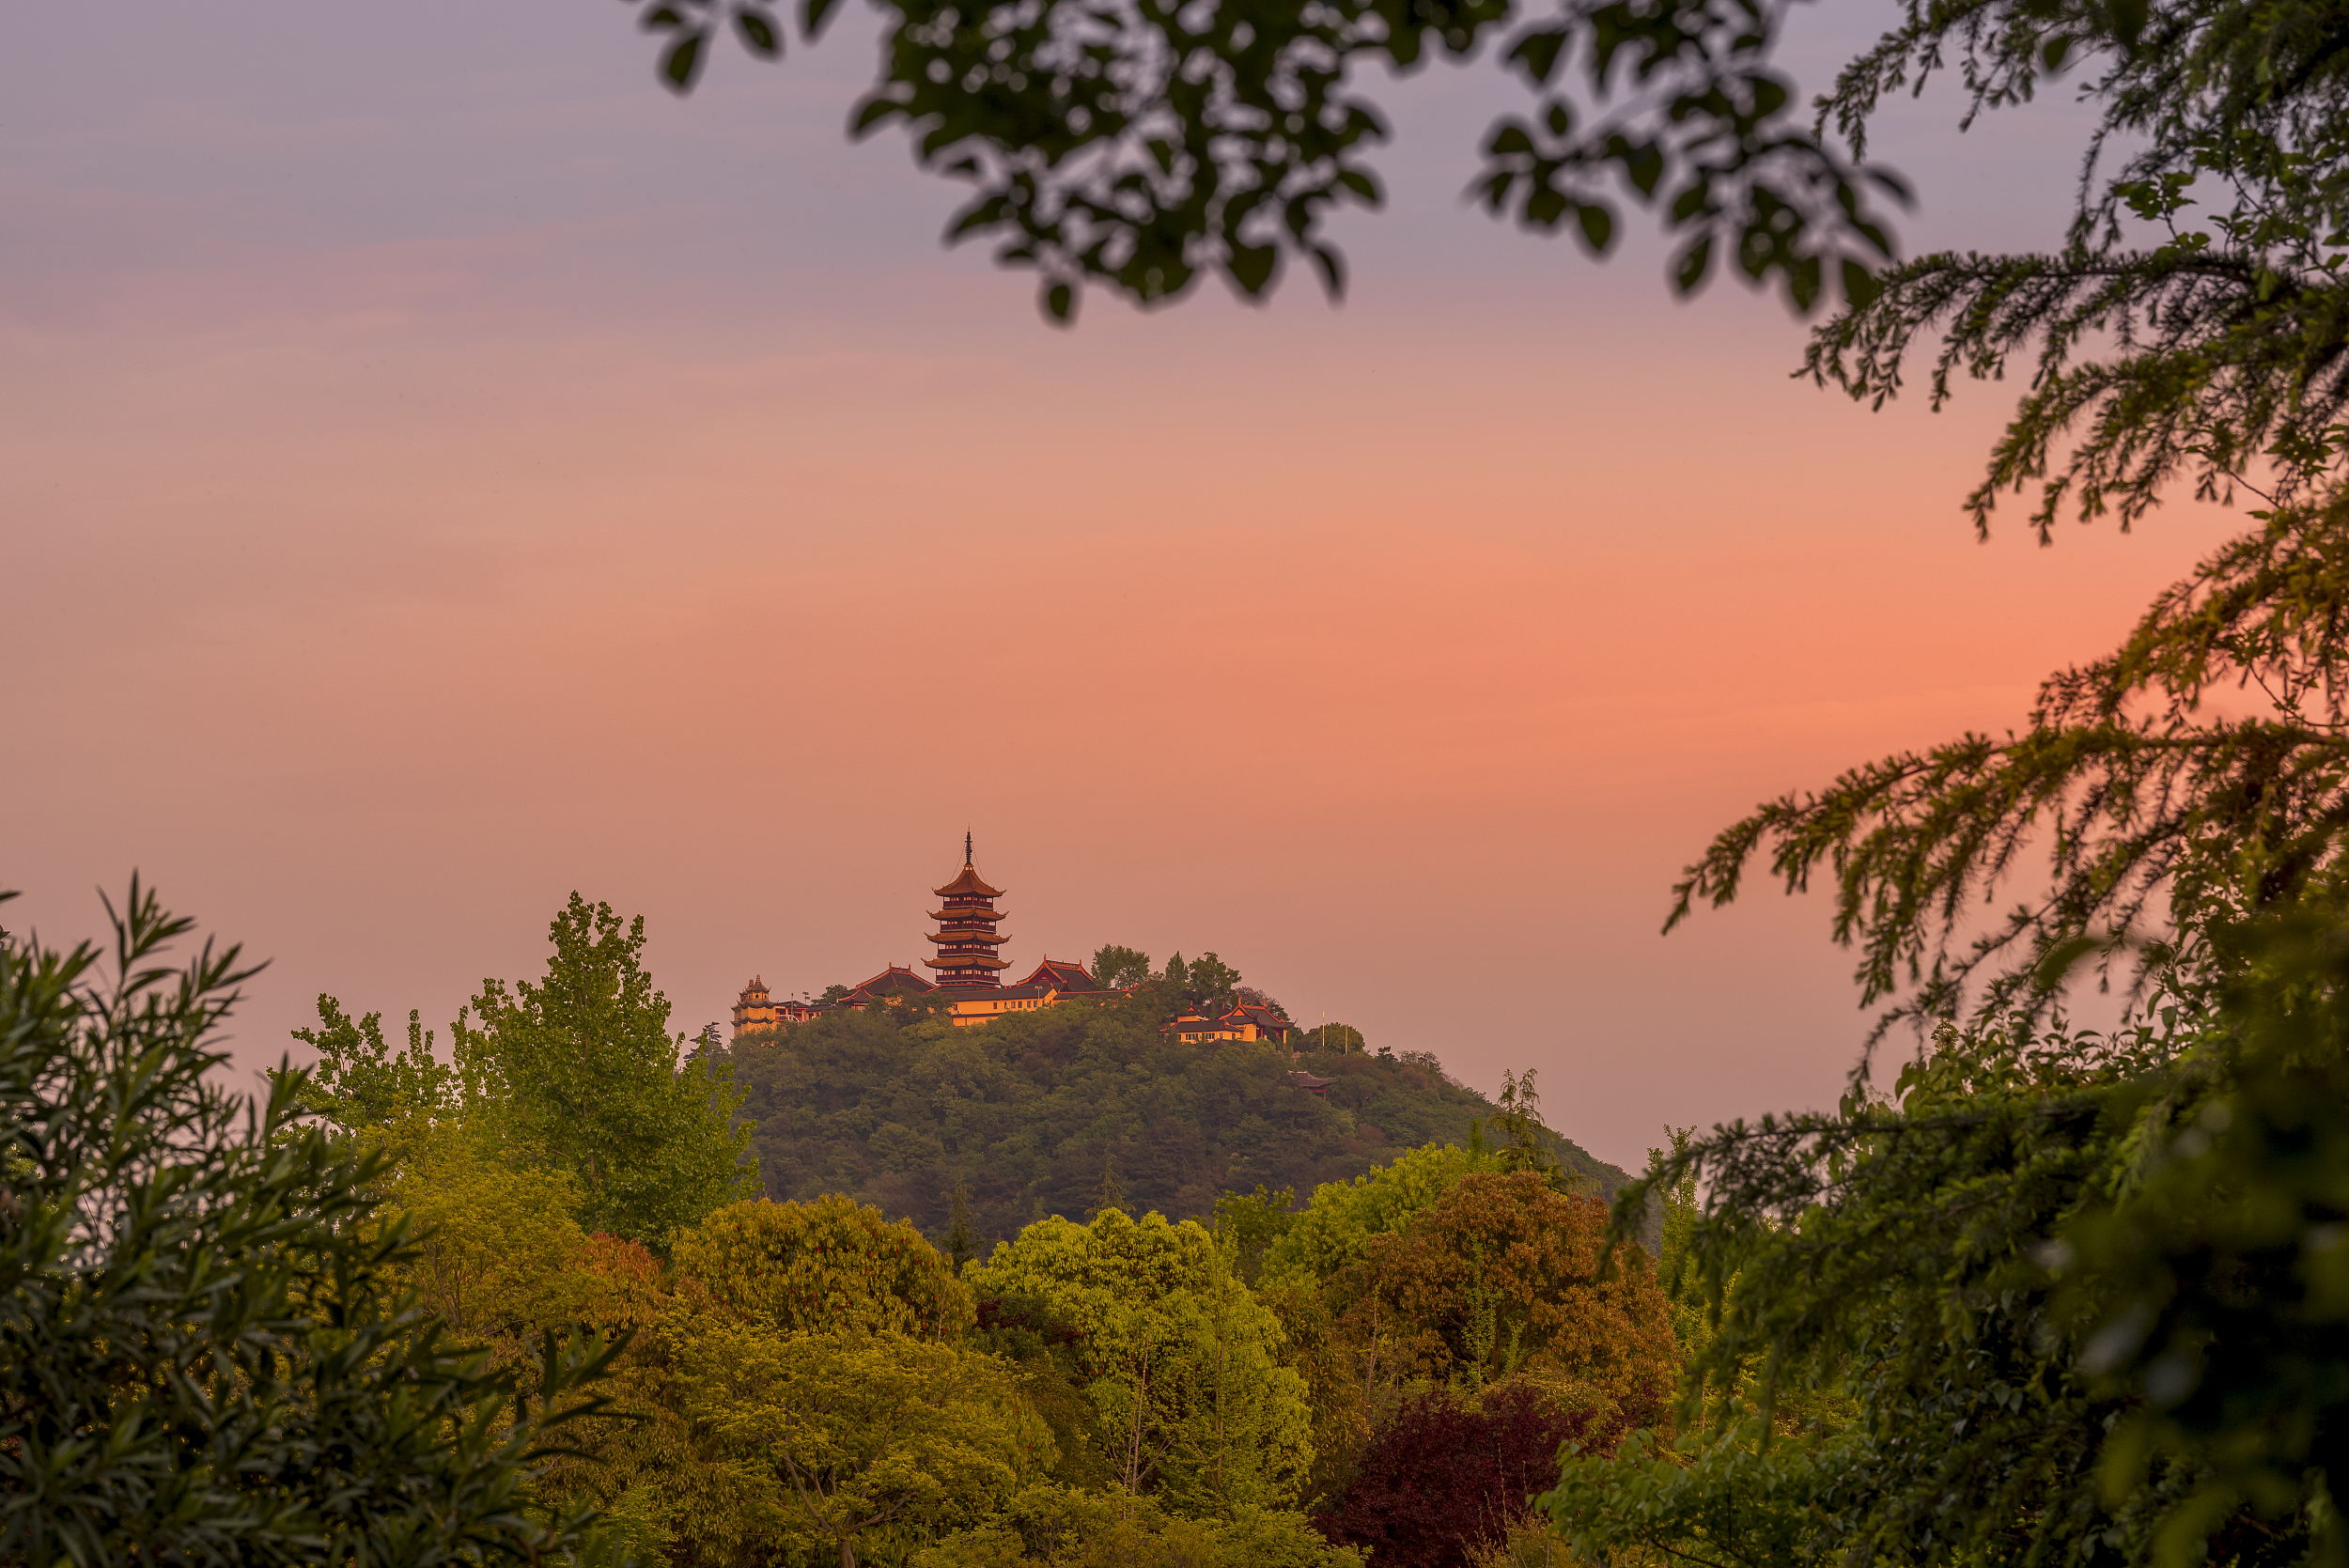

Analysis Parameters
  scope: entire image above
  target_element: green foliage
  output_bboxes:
[970,1208,1315,1512]
[670,1193,975,1339]
[456,893,758,1245]
[1657,0,2349,1042]
[1308,1023,1367,1054]
[2056,919,2349,1565]
[912,1483,1361,1566]
[0,881,628,1565]
[1213,1183,1297,1287]
[1673,495,2349,1040]
[1810,0,2349,536]
[728,998,1624,1251]
[1178,952,1244,1012]
[1090,945,1152,990]
[386,1116,591,1343]
[1257,1141,1500,1288]
[624,0,1900,320]
[1646,1126,1708,1361]
[294,995,457,1126]
[1338,1171,1678,1418]
[1559,931,2349,1568]
[678,1327,1048,1566]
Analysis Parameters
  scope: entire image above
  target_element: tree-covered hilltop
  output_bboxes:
[726,997,1628,1251]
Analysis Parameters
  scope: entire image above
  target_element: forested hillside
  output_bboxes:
[726,997,1628,1250]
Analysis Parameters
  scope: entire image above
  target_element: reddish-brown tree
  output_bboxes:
[1337,1171,1678,1433]
[1318,1384,1593,1568]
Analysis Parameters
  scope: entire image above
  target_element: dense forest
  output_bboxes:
[725,998,1627,1250]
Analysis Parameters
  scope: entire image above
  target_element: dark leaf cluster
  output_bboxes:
[624,0,1902,318]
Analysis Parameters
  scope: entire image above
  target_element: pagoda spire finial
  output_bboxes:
[965,829,972,865]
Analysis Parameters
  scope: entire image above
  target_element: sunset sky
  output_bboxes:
[4,0,2233,1173]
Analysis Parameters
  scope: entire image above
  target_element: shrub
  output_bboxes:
[1317,1384,1591,1568]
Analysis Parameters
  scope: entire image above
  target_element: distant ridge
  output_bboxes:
[724,997,1630,1250]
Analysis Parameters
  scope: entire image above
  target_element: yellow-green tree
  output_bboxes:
[681,1327,1049,1568]
[1256,1141,1494,1289]
[454,893,756,1246]
[971,1208,1312,1514]
[671,1193,974,1338]
[370,1117,582,1336]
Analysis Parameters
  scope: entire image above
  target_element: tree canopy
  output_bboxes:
[725,994,1627,1250]
[0,883,627,1566]
[298,892,758,1250]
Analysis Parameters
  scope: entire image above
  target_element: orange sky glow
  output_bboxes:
[2,1,2234,1171]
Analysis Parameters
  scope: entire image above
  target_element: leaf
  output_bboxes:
[733,6,781,57]
[1576,201,1614,255]
[1311,244,1346,298]
[1509,27,1571,85]
[1625,142,1665,196]
[1045,281,1077,322]
[1672,234,1713,294]
[1840,257,1881,310]
[803,0,844,39]
[1788,254,1822,312]
[2107,0,2148,52]
[662,30,708,91]
[1228,241,1277,297]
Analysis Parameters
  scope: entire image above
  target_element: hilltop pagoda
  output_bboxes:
[926,834,1013,991]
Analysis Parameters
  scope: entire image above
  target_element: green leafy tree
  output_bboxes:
[1257,1141,1500,1289]
[386,1117,590,1344]
[669,1193,975,1338]
[970,1209,1315,1513]
[1180,953,1244,1013]
[292,996,457,1127]
[1308,1024,1366,1055]
[1553,938,2349,1568]
[914,1483,1362,1565]
[1212,1183,1297,1287]
[1091,945,1153,989]
[457,893,757,1245]
[679,1327,1049,1568]
[0,881,629,1565]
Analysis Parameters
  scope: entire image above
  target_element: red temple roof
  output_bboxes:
[933,862,1006,899]
[845,965,938,1002]
[1014,956,1100,991]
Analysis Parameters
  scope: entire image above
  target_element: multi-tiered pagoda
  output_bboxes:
[926,834,1013,991]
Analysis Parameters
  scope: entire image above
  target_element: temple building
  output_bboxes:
[731,975,786,1034]
[728,840,1301,1044]
[1163,1001,1300,1047]
[927,835,1014,990]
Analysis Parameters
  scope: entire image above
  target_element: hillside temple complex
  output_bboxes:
[729,838,1305,1052]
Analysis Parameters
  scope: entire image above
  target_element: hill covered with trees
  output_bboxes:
[725,996,1629,1253]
